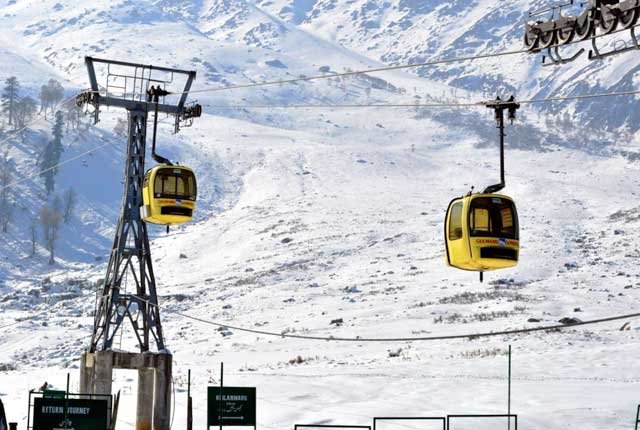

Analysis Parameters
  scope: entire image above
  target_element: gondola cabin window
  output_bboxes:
[448,202,463,240]
[154,169,196,200]
[468,197,518,239]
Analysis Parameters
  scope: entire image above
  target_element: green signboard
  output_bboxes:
[33,398,108,430]
[207,387,256,427]
[43,391,66,399]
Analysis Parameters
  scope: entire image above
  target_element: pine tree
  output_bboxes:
[63,98,81,131]
[0,150,12,233]
[39,142,56,194]
[2,77,20,126]
[39,111,65,194]
[14,96,37,131]
[39,79,64,119]
[52,110,64,159]
[62,187,77,223]
[39,203,62,265]
[29,217,38,257]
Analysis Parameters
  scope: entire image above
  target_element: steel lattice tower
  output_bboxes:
[77,57,200,430]
[79,57,198,353]
[90,106,165,352]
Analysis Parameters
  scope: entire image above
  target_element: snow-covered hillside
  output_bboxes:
[1,1,640,429]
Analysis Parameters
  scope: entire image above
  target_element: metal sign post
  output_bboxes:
[219,363,223,430]
[64,374,70,429]
[508,345,512,430]
[187,369,192,430]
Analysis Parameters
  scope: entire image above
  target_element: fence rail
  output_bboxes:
[447,414,518,430]
[373,416,446,430]
[295,425,371,430]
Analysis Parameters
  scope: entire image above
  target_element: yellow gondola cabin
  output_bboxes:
[141,166,197,225]
[444,193,519,272]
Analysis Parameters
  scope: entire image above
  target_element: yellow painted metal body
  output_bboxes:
[141,166,197,225]
[445,193,519,271]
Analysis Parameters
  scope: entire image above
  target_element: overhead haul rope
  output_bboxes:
[0,289,97,332]
[0,140,114,192]
[5,87,634,191]
[204,88,640,110]
[0,93,79,148]
[161,308,640,343]
[83,48,528,102]
[180,23,640,95]
[89,23,639,100]
[2,288,637,343]
[183,48,530,95]
[91,293,640,343]
[0,92,114,193]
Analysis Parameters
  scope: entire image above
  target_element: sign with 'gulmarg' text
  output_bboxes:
[207,387,256,427]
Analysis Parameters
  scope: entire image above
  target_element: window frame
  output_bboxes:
[153,168,197,201]
[448,201,464,241]
[468,196,518,240]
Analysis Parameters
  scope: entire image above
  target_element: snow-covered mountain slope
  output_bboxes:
[3,0,639,133]
[0,1,640,429]
[2,107,640,429]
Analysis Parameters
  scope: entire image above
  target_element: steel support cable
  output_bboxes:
[100,286,640,342]
[183,49,531,95]
[80,48,529,101]
[0,290,97,334]
[0,91,114,193]
[9,290,638,342]
[163,309,640,343]
[180,23,640,95]
[0,140,114,192]
[0,93,79,149]
[1,292,638,343]
[2,86,631,191]
[204,88,640,110]
[82,23,640,101]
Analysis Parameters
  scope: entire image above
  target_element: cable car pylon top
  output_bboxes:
[524,0,640,65]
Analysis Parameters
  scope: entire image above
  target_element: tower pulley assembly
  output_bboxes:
[444,96,521,282]
[524,0,640,65]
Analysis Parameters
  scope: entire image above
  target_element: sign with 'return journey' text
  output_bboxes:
[33,398,108,430]
[208,387,256,427]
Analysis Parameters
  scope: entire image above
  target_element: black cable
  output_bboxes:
[85,48,528,101]
[204,89,640,110]
[4,289,636,344]
[94,23,640,99]
[165,308,639,343]
[184,48,530,95]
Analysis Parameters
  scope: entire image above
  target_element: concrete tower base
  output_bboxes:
[80,351,172,430]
